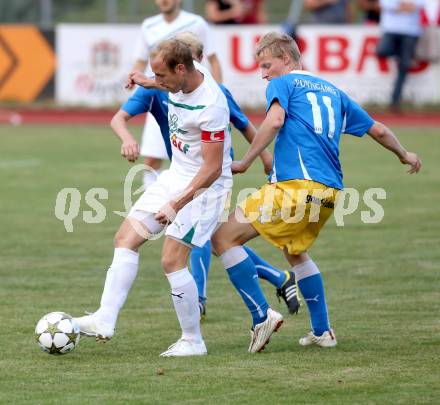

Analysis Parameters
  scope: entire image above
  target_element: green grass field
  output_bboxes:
[1,124,439,404]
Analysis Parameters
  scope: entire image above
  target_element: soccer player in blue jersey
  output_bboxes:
[112,33,301,322]
[211,31,421,351]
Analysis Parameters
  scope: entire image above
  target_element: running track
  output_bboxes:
[0,109,439,128]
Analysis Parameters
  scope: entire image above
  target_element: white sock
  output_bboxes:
[292,259,320,282]
[166,267,202,344]
[94,248,139,327]
[143,169,159,188]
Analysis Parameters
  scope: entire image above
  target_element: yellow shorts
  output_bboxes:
[239,179,339,255]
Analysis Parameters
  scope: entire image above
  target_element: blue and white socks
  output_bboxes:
[243,246,287,288]
[220,246,269,326]
[191,243,288,304]
[293,260,330,336]
[190,241,211,304]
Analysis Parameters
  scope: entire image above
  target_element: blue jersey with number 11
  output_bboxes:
[266,71,374,190]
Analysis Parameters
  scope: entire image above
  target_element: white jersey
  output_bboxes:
[130,64,231,247]
[168,62,231,182]
[133,10,215,77]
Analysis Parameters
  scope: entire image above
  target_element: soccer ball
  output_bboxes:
[35,312,80,355]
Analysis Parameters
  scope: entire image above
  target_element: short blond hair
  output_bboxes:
[174,31,204,61]
[155,38,194,71]
[255,32,301,63]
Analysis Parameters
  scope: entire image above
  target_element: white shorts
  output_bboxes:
[140,112,169,160]
[129,170,232,247]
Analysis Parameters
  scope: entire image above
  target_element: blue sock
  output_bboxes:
[297,272,330,336]
[243,246,287,288]
[221,246,269,326]
[190,241,211,303]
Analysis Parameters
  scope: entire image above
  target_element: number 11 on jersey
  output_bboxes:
[306,92,335,139]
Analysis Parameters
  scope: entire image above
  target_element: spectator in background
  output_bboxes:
[206,0,267,24]
[376,0,425,112]
[303,0,352,23]
[358,0,381,24]
[282,0,304,40]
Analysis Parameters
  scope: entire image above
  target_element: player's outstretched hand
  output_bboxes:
[125,70,147,89]
[121,139,140,162]
[400,151,422,174]
[231,160,248,174]
[125,70,159,90]
[155,201,177,225]
[125,71,137,90]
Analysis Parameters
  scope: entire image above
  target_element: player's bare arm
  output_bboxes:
[208,54,223,83]
[125,57,148,89]
[367,121,422,174]
[110,110,140,163]
[240,122,273,175]
[232,101,285,174]
[155,140,224,225]
[125,70,167,91]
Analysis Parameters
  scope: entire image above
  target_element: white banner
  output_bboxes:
[56,24,440,107]
[296,25,440,105]
[56,24,138,106]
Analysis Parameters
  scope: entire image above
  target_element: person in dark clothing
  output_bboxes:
[358,0,381,24]
[304,0,351,23]
[205,0,267,24]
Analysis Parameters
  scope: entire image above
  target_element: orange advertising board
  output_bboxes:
[0,25,55,102]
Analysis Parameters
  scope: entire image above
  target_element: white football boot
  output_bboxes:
[299,329,337,347]
[160,338,207,357]
[73,314,114,342]
[248,308,284,353]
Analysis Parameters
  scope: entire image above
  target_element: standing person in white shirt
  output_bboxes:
[133,0,222,187]
[74,39,230,357]
[376,0,426,112]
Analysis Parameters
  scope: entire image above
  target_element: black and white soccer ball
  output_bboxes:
[35,312,80,355]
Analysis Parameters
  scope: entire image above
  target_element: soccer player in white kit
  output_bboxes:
[132,0,222,186]
[74,39,230,357]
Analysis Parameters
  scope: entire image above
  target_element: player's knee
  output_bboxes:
[113,225,143,250]
[211,247,220,257]
[210,238,220,257]
[161,254,180,272]
[211,228,229,256]
[284,248,311,267]
[113,229,128,248]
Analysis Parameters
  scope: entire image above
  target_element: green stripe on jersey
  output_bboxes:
[169,99,206,110]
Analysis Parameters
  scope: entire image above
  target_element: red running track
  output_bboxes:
[0,108,439,128]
